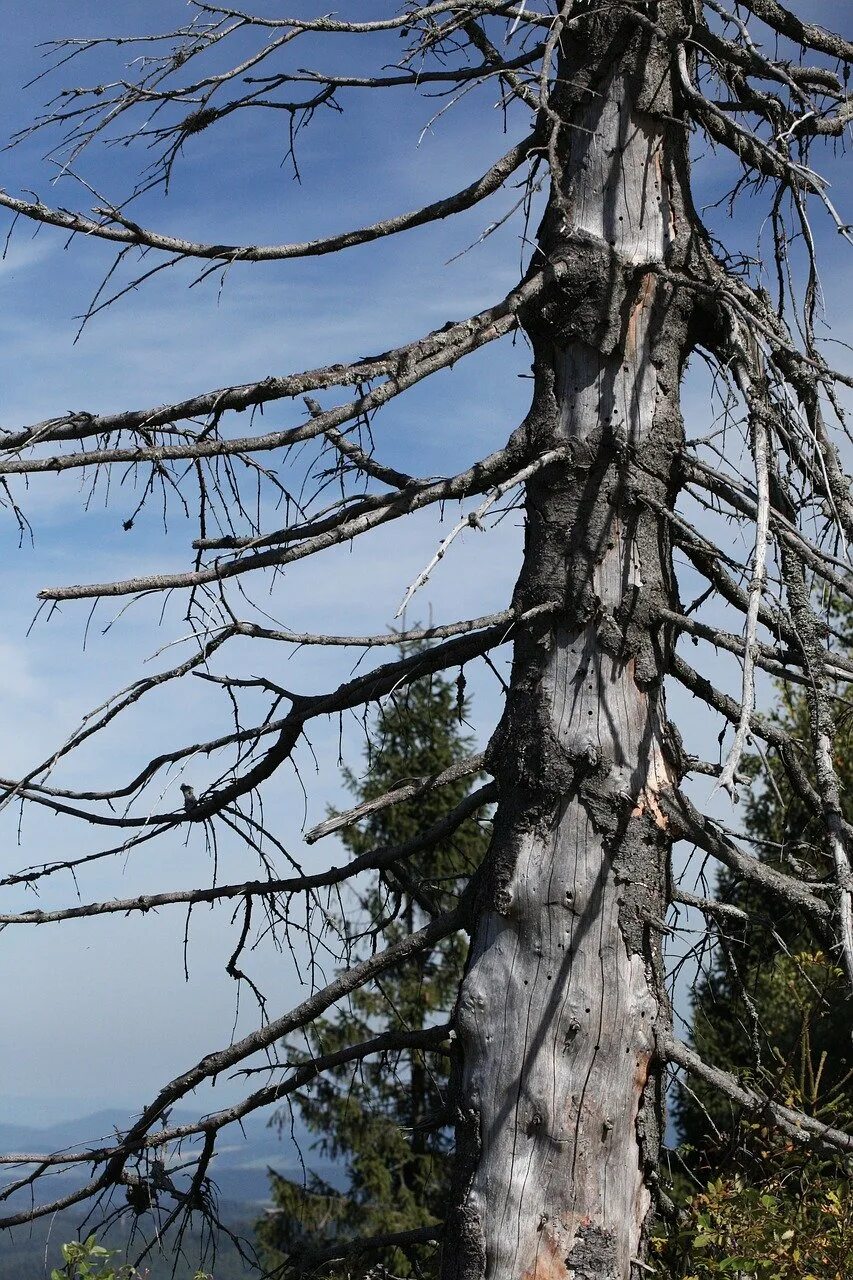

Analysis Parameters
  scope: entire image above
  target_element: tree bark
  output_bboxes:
[444,11,695,1278]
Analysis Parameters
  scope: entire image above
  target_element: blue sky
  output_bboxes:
[0,1,541,1133]
[0,0,851,1153]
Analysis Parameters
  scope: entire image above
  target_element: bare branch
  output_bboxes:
[715,359,771,799]
[0,268,545,458]
[0,783,495,926]
[0,908,462,1226]
[305,751,487,845]
[662,1034,853,1157]
[0,131,538,264]
[661,789,833,925]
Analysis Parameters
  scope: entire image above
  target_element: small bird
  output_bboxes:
[180,783,198,813]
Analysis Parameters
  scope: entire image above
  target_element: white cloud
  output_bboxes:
[0,231,58,276]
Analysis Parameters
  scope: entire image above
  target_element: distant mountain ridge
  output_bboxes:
[0,1106,343,1278]
[0,1105,340,1208]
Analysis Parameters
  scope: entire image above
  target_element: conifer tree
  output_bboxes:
[677,604,853,1166]
[663,606,853,1277]
[258,662,490,1278]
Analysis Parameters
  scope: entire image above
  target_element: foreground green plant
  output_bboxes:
[654,1169,853,1280]
[53,1235,213,1280]
[664,948,852,1280]
[51,1237,142,1280]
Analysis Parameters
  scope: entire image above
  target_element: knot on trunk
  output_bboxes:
[521,237,628,353]
[486,701,576,810]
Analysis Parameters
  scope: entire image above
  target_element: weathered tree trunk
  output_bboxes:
[444,11,696,1278]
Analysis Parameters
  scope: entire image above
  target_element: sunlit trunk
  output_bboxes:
[444,12,695,1278]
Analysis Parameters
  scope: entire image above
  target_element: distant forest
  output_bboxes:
[0,1204,258,1280]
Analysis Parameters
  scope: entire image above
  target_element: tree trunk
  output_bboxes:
[444,11,695,1278]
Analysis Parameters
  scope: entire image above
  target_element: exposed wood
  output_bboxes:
[444,16,692,1277]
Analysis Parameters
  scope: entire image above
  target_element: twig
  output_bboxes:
[395,448,568,617]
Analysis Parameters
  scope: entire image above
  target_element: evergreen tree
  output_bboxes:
[676,629,850,1172]
[677,606,853,1167]
[660,937,853,1279]
[664,609,853,1275]
[258,659,490,1278]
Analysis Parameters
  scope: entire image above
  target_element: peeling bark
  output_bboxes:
[444,12,695,1279]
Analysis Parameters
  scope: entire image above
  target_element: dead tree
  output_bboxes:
[0,2,851,1276]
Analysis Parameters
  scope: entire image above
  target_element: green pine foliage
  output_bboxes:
[665,606,853,1276]
[677,607,853,1164]
[257,657,490,1278]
